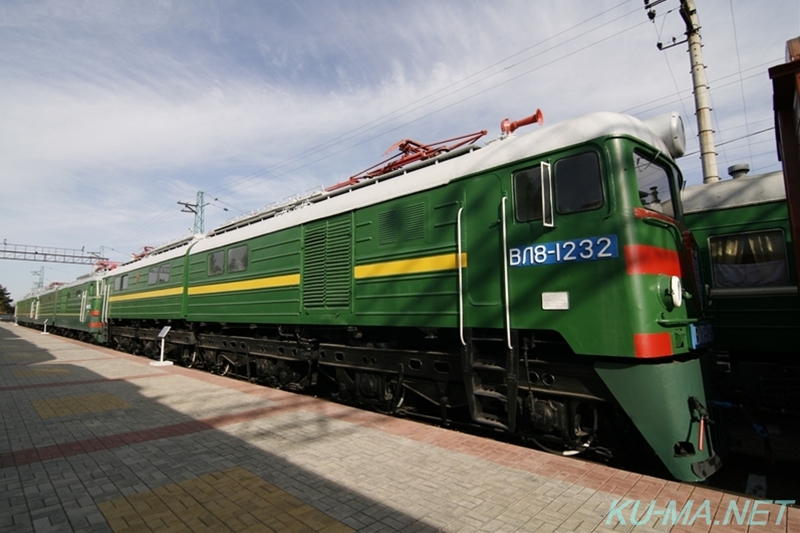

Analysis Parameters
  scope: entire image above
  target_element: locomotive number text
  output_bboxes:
[509,235,619,266]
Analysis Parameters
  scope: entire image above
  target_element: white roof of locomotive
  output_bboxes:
[682,171,786,214]
[191,111,671,254]
[21,270,107,299]
[109,235,203,276]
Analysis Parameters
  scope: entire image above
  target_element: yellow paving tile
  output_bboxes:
[98,467,354,533]
[2,354,47,362]
[12,366,72,378]
[32,391,131,419]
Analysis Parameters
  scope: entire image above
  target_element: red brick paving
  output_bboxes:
[5,332,797,532]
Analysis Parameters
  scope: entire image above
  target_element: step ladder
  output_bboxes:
[461,329,519,432]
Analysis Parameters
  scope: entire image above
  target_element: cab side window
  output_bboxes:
[513,166,542,222]
[554,152,603,214]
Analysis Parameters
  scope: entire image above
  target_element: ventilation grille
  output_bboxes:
[302,224,327,308]
[378,203,426,245]
[325,218,352,308]
[303,217,352,309]
[378,210,399,245]
[404,203,425,241]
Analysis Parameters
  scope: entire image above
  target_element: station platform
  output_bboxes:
[1,322,797,533]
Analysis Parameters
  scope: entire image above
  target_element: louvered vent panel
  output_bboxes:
[378,210,399,245]
[325,217,352,308]
[404,203,426,241]
[303,223,327,308]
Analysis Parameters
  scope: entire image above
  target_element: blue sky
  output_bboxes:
[1,0,798,303]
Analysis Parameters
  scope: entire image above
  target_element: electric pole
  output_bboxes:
[32,267,44,289]
[646,0,720,183]
[178,191,207,235]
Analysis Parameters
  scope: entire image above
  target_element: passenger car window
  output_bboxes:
[513,166,542,222]
[634,152,674,218]
[554,152,603,214]
[228,245,248,273]
[208,251,224,276]
[710,230,789,288]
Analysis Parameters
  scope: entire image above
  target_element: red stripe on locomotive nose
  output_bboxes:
[623,244,681,276]
[634,333,673,358]
[90,310,100,316]
[88,322,103,329]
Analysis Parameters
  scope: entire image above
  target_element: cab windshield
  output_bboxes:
[633,152,675,218]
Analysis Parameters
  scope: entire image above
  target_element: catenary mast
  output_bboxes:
[646,0,720,183]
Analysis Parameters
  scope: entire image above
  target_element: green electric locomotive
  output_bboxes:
[94,109,719,482]
[15,272,107,342]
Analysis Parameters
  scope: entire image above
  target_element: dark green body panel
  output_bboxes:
[53,281,98,335]
[685,199,799,355]
[37,291,57,325]
[187,227,303,323]
[595,357,716,482]
[14,296,37,326]
[108,257,186,320]
[352,188,462,328]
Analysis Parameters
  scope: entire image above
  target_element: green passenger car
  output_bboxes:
[684,170,799,372]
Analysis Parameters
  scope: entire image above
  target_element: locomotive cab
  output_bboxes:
[497,112,718,480]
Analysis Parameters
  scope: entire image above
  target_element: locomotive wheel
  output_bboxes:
[182,349,198,368]
[529,402,599,456]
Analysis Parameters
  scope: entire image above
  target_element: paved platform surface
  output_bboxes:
[1,322,797,533]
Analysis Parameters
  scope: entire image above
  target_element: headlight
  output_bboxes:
[670,276,683,308]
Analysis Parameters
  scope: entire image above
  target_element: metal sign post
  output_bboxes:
[150,326,174,367]
[41,319,49,335]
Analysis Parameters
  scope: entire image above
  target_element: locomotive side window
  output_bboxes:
[554,152,603,214]
[208,251,224,276]
[158,264,170,282]
[513,166,542,222]
[114,277,121,291]
[634,152,674,218]
[148,266,158,285]
[228,245,248,273]
[709,229,790,288]
[121,275,129,290]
